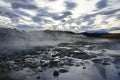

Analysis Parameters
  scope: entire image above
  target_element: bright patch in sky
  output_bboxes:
[0,0,120,32]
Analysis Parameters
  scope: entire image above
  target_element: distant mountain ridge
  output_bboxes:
[82,31,120,39]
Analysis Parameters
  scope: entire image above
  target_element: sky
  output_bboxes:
[0,0,120,32]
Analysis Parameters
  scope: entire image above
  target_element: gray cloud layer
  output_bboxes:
[96,0,108,9]
[0,0,120,32]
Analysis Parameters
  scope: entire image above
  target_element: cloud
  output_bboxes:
[100,8,120,15]
[51,11,72,20]
[35,8,72,21]
[109,27,120,31]
[17,24,34,29]
[5,11,18,18]
[65,1,77,10]
[11,2,37,10]
[82,14,96,21]
[0,7,20,23]
[3,0,37,10]
[4,0,28,3]
[0,0,120,32]
[32,16,41,22]
[82,8,120,23]
[96,0,108,9]
[87,20,94,25]
[13,10,31,17]
[80,26,90,31]
[48,0,57,1]
[116,14,120,19]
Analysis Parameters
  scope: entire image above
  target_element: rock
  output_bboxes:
[59,68,68,73]
[92,59,102,63]
[112,55,120,63]
[0,62,11,72]
[102,49,106,52]
[50,59,59,67]
[118,72,120,76]
[37,67,43,72]
[68,51,96,59]
[116,66,119,69]
[36,76,40,79]
[41,61,50,68]
[92,58,111,65]
[102,62,111,65]
[53,70,59,77]
[75,63,80,67]
[102,58,111,65]
[83,67,86,69]
[58,61,64,67]
[63,57,74,66]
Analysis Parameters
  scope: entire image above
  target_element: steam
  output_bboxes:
[0,30,84,49]
[0,29,120,50]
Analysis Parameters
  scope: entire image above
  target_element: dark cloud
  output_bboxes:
[32,16,42,22]
[33,8,52,22]
[36,15,50,23]
[36,26,45,29]
[82,14,96,21]
[81,26,89,31]
[4,12,19,23]
[37,8,50,17]
[96,0,108,9]
[17,25,34,29]
[109,27,120,31]
[5,11,18,18]
[76,21,81,25]
[116,14,120,19]
[87,20,94,25]
[0,7,19,20]
[7,0,28,3]
[65,1,77,10]
[19,0,28,2]
[0,7,33,23]
[3,0,36,9]
[82,8,120,22]
[52,11,72,20]
[42,19,51,23]
[14,10,31,17]
[48,0,57,1]
[100,8,120,15]
[11,2,37,10]
[4,0,28,3]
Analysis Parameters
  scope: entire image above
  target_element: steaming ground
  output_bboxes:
[0,28,119,49]
[0,29,120,80]
[0,28,85,49]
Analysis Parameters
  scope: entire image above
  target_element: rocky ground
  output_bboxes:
[0,39,120,80]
